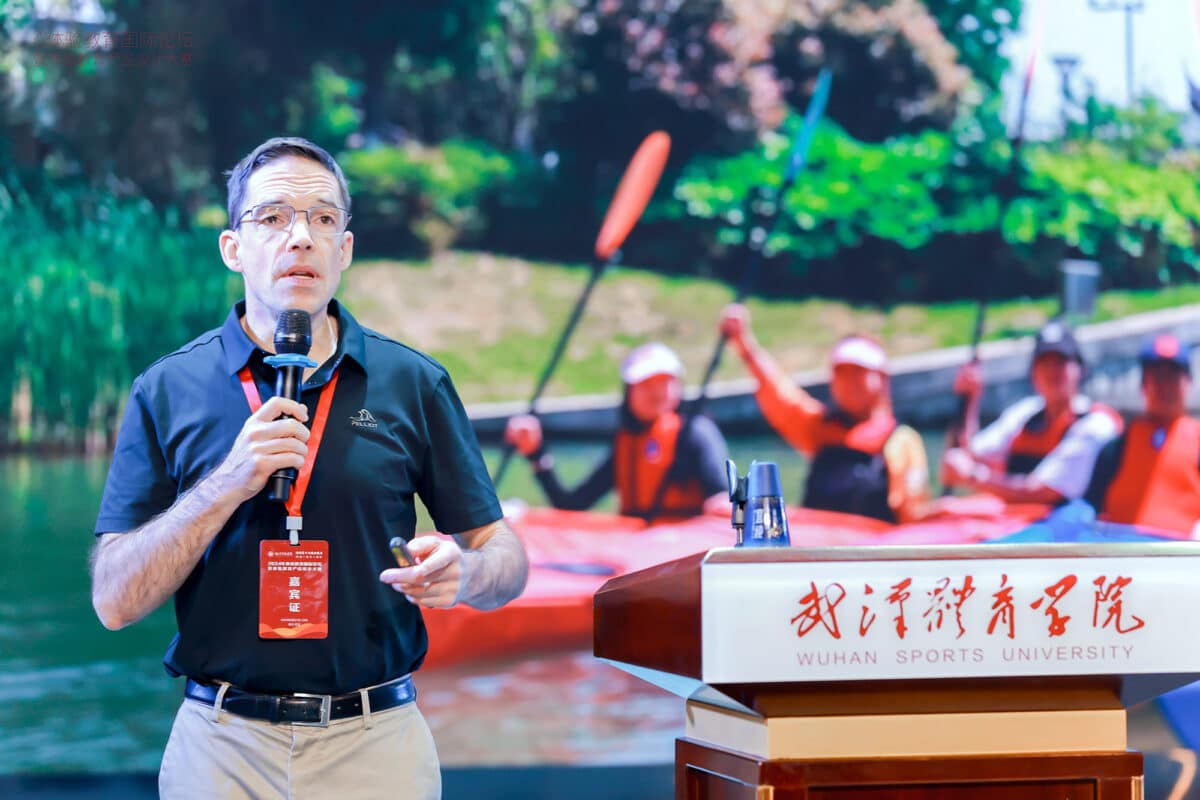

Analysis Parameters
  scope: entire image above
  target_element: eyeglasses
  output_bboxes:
[235,203,351,236]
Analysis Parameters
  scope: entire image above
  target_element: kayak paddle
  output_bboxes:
[492,130,673,489]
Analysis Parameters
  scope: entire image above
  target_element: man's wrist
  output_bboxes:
[191,469,250,516]
[454,548,477,607]
[168,485,244,569]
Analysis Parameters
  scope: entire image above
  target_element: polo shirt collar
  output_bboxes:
[221,299,369,376]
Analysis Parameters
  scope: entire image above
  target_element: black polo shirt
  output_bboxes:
[94,300,502,694]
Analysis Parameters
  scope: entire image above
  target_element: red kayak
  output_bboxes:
[419,497,1048,669]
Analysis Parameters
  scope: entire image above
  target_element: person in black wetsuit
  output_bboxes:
[503,342,730,519]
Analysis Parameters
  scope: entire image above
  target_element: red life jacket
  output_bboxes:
[613,412,707,518]
[1101,416,1200,533]
[802,412,897,523]
[1007,399,1123,476]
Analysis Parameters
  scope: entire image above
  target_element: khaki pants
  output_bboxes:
[159,697,441,800]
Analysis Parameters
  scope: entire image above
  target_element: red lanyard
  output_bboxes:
[238,365,340,523]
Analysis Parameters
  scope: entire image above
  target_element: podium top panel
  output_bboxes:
[594,542,1200,707]
[700,541,1200,564]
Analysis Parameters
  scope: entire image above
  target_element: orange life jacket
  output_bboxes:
[803,412,897,523]
[1101,416,1200,533]
[1007,400,1123,476]
[613,412,707,518]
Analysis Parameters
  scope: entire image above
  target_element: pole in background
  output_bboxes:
[1088,0,1146,105]
[1051,53,1081,133]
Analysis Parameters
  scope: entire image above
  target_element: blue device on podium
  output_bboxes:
[726,459,790,547]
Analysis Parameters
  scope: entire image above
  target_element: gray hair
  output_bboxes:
[225,137,350,226]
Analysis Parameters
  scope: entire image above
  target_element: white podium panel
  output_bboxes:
[700,545,1200,686]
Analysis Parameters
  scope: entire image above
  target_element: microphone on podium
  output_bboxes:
[264,309,317,503]
[726,459,790,547]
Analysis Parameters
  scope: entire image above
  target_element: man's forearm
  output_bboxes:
[534,456,612,512]
[965,464,1064,505]
[735,336,787,390]
[456,520,529,611]
[91,476,243,630]
[957,394,982,446]
[736,336,825,422]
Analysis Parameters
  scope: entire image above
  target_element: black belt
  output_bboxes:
[185,675,416,727]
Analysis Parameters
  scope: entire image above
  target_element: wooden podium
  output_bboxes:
[594,542,1200,799]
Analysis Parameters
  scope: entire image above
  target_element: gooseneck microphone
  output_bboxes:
[264,309,317,503]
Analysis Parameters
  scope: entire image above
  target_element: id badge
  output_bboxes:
[259,540,329,639]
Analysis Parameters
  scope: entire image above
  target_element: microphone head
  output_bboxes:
[274,309,312,355]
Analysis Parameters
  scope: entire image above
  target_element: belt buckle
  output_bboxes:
[290,692,332,727]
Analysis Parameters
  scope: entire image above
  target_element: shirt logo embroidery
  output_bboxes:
[350,409,379,430]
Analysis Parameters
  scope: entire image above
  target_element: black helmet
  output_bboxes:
[1031,319,1084,370]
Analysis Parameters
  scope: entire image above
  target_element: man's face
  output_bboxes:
[627,374,681,424]
[1031,352,1081,407]
[219,156,353,322]
[830,363,884,419]
[1142,362,1190,418]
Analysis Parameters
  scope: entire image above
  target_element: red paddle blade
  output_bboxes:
[593,130,672,261]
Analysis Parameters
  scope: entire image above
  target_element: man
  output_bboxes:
[718,304,929,523]
[90,137,528,800]
[504,342,730,518]
[1084,334,1200,534]
[942,319,1121,505]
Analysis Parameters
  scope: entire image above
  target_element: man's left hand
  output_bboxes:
[379,535,469,609]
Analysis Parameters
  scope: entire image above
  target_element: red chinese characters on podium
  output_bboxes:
[1094,575,1146,634]
[789,571,1145,642]
[1031,575,1077,637]
[988,574,1015,639]
[790,582,846,639]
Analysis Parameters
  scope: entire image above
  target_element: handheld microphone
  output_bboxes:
[265,309,315,503]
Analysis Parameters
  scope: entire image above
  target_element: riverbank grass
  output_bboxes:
[341,250,1200,404]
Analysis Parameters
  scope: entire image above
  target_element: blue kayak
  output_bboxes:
[992,500,1185,545]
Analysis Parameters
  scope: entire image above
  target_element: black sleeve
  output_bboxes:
[682,415,731,498]
[94,377,179,535]
[1083,435,1124,513]
[416,374,504,533]
[533,449,615,511]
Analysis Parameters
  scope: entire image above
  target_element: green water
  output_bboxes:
[0,457,179,773]
[0,433,946,774]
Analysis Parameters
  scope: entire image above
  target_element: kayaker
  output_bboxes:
[1084,334,1200,534]
[941,319,1122,505]
[717,304,929,523]
[503,342,731,518]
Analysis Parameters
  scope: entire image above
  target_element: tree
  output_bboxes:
[922,0,1022,91]
[574,0,983,143]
